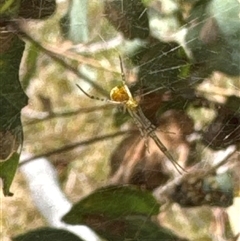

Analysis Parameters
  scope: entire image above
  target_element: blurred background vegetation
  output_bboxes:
[1,0,240,240]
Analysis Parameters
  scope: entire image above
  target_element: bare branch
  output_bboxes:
[153,145,238,202]
[19,130,130,167]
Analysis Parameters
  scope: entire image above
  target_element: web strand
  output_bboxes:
[76,57,185,174]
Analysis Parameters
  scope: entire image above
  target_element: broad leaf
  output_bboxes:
[0,34,28,196]
[63,185,183,240]
[0,152,19,196]
[63,185,160,224]
[13,227,84,241]
[82,215,184,241]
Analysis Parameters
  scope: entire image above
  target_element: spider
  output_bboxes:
[76,56,185,174]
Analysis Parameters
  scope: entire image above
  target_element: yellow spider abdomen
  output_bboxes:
[110,86,130,102]
[110,85,138,110]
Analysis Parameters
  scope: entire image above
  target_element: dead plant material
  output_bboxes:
[109,110,194,189]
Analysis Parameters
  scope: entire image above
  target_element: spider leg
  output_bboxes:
[76,56,185,174]
[118,55,135,100]
[76,84,121,105]
[148,131,185,174]
[76,84,104,100]
[129,107,186,174]
[131,117,150,153]
[118,55,127,85]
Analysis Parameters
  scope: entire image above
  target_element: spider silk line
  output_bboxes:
[76,56,186,174]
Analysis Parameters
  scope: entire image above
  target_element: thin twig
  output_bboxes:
[153,145,237,200]
[70,35,123,54]
[8,19,110,97]
[42,42,120,75]
[19,130,131,167]
[22,104,112,125]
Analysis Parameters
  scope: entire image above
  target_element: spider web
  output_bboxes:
[3,0,240,240]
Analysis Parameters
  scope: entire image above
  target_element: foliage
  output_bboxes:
[0,29,27,196]
[1,0,240,240]
[13,228,84,241]
[62,185,180,241]
[0,0,56,196]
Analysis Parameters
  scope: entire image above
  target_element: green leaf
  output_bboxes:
[105,0,149,40]
[18,0,56,19]
[63,186,183,241]
[0,34,28,196]
[186,0,240,76]
[95,216,183,241]
[0,152,19,196]
[63,185,160,224]
[12,227,84,241]
[0,37,28,127]
[63,185,183,241]
[0,0,20,16]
